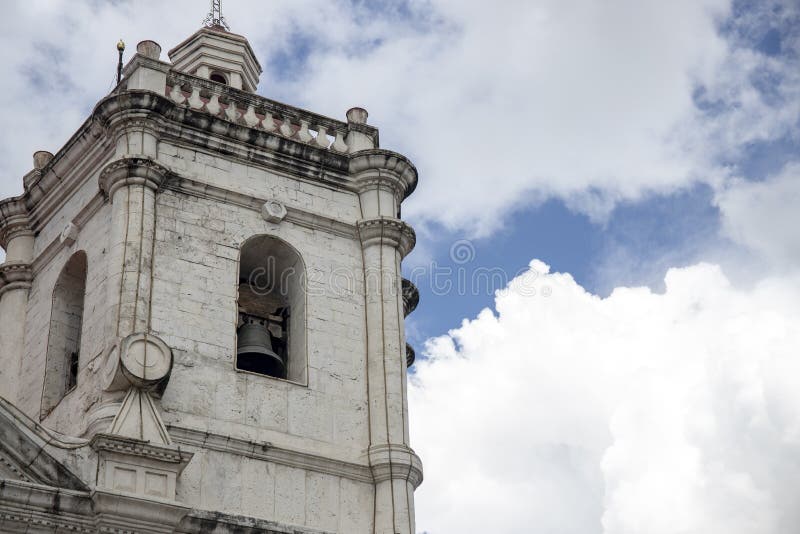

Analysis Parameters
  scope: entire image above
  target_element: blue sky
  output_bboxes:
[1,1,799,533]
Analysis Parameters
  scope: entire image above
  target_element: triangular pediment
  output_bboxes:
[0,397,88,491]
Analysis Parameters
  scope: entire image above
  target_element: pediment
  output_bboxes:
[0,451,34,483]
[0,397,88,491]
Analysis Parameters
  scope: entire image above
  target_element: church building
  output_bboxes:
[0,10,422,533]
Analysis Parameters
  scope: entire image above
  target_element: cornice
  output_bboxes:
[357,216,416,257]
[0,208,31,250]
[349,149,419,199]
[167,425,374,484]
[163,175,357,239]
[368,443,424,489]
[99,156,169,199]
[0,262,33,296]
[90,433,192,465]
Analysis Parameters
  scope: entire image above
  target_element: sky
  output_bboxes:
[1,1,799,533]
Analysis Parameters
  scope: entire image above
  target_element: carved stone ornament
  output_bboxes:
[60,222,79,246]
[261,199,287,224]
[102,333,173,393]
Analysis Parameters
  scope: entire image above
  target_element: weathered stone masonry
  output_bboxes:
[0,24,422,534]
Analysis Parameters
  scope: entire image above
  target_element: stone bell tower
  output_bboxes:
[0,15,422,534]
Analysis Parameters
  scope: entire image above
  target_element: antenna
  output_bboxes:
[203,0,230,31]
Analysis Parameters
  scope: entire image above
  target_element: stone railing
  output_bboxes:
[165,72,375,153]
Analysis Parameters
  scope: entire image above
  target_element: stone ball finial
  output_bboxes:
[346,107,369,125]
[33,151,54,170]
[136,40,162,60]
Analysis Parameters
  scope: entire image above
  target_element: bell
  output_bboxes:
[236,320,286,378]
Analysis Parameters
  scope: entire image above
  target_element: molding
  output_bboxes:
[0,262,33,296]
[349,149,418,199]
[368,443,424,489]
[167,425,374,484]
[92,489,191,533]
[357,216,416,258]
[177,509,334,534]
[121,54,171,80]
[163,175,358,239]
[0,205,31,250]
[90,434,191,465]
[30,192,106,277]
[0,479,94,533]
[99,156,169,199]
[0,397,89,491]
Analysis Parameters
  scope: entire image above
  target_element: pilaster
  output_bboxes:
[356,155,420,534]
[90,157,167,434]
[0,209,33,405]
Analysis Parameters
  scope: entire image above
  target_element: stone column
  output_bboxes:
[0,212,34,404]
[352,150,422,534]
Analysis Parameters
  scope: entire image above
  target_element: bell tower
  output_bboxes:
[0,11,422,534]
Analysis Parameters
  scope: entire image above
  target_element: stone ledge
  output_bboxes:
[177,509,334,534]
[349,149,418,199]
[0,205,31,250]
[90,434,192,465]
[167,425,374,484]
[368,443,423,489]
[99,156,170,199]
[0,262,33,296]
[357,217,416,257]
[163,175,358,239]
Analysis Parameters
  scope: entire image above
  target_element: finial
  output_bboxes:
[116,39,125,84]
[203,0,230,31]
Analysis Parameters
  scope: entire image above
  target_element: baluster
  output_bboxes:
[331,130,348,152]
[313,125,330,148]
[279,116,294,137]
[297,120,313,143]
[225,101,240,122]
[206,93,221,116]
[243,105,259,127]
[261,112,276,132]
[169,84,186,104]
[187,86,203,110]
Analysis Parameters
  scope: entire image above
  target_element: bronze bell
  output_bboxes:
[236,319,286,378]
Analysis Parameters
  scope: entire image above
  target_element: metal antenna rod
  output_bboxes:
[203,0,230,30]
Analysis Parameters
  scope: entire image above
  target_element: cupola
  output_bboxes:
[167,25,262,92]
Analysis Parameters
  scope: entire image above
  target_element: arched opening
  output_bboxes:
[209,71,228,85]
[41,251,87,418]
[236,236,306,383]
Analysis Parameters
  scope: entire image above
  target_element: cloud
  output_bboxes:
[4,1,797,240]
[716,163,800,268]
[410,260,800,533]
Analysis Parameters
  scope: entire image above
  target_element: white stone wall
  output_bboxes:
[177,448,373,532]
[10,138,395,531]
[18,172,112,434]
[149,143,374,527]
[158,143,362,222]
[152,182,370,450]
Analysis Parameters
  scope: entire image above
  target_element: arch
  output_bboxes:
[236,235,307,383]
[41,251,87,418]
[209,71,228,85]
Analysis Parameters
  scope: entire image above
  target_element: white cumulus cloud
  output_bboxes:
[410,260,800,533]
